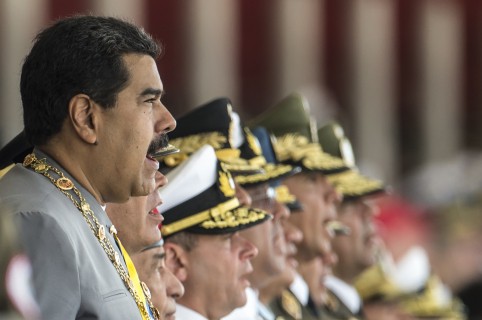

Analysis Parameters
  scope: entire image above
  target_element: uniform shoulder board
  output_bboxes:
[324,289,340,312]
[281,290,302,320]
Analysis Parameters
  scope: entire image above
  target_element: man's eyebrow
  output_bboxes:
[139,88,164,98]
[153,253,166,260]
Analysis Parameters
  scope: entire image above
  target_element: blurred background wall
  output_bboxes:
[1,0,482,188]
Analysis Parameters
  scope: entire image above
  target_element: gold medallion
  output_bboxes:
[81,201,91,213]
[141,281,152,299]
[98,225,106,241]
[23,154,35,167]
[56,177,74,190]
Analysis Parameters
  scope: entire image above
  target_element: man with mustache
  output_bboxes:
[317,122,386,319]
[0,15,175,319]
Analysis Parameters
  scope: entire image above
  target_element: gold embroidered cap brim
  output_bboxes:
[354,262,402,301]
[199,206,271,233]
[161,198,271,237]
[399,276,467,319]
[327,170,385,201]
[274,134,349,174]
[233,162,299,187]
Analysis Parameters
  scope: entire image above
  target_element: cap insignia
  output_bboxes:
[219,171,236,197]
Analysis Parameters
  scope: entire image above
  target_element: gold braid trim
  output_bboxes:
[247,155,266,166]
[354,262,400,301]
[274,134,346,171]
[221,161,263,173]
[201,207,269,229]
[327,170,384,197]
[170,132,228,152]
[245,128,263,156]
[234,163,293,185]
[400,276,466,319]
[161,198,240,237]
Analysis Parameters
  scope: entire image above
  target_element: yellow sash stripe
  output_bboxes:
[114,234,150,320]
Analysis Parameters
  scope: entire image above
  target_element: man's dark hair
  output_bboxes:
[20,15,161,146]
[165,232,198,252]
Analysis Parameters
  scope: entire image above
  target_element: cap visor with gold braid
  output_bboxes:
[231,112,300,187]
[158,145,271,237]
[248,92,349,175]
[318,122,386,201]
[162,97,263,175]
[163,97,299,188]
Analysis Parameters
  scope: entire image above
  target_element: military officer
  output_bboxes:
[159,145,271,320]
[316,122,386,320]
[249,93,350,320]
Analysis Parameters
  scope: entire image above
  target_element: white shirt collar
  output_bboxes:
[175,304,208,320]
[289,272,309,306]
[221,287,258,320]
[257,299,275,320]
[324,275,361,314]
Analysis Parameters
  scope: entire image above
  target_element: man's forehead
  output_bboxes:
[121,54,162,90]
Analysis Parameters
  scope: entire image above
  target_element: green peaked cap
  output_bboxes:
[249,92,318,142]
[248,92,348,175]
[317,121,356,167]
[318,122,386,202]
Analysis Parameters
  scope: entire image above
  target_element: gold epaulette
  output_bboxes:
[280,290,302,320]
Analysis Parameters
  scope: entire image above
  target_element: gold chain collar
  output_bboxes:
[23,153,160,320]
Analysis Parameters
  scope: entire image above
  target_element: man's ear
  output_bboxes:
[164,242,189,282]
[68,94,98,144]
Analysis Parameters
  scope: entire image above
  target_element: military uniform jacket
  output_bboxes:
[0,150,142,320]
